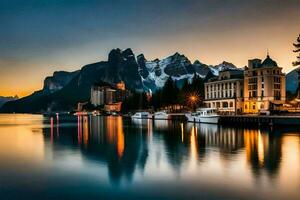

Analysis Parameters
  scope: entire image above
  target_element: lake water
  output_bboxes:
[0,114,299,200]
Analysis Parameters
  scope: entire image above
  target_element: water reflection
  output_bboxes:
[60,116,294,184]
[244,129,282,177]
[71,116,292,183]
[75,116,148,184]
[2,114,298,199]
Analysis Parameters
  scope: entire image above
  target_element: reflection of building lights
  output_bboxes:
[106,116,125,158]
[181,123,184,142]
[77,116,82,145]
[190,126,198,162]
[117,117,124,158]
[147,119,153,143]
[50,117,54,144]
[258,130,265,165]
[83,116,89,146]
[244,129,268,166]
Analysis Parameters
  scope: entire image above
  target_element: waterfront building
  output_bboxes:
[204,69,244,114]
[243,55,286,114]
[104,102,122,112]
[91,85,114,106]
[90,82,130,111]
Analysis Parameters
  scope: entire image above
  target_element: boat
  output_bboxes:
[131,112,150,119]
[154,111,170,120]
[185,108,220,124]
[92,110,101,116]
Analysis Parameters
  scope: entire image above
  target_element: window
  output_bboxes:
[274,77,281,83]
[261,91,264,97]
[261,77,264,82]
[230,102,233,107]
[223,102,228,108]
[275,91,281,100]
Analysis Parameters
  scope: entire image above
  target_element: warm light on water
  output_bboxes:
[0,114,299,199]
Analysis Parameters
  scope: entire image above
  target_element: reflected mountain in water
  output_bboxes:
[44,116,149,185]
[0,114,299,199]
[42,115,295,185]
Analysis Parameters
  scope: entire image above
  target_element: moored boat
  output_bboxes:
[131,112,150,119]
[186,108,220,124]
[154,111,170,120]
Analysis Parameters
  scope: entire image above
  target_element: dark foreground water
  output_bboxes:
[0,114,299,200]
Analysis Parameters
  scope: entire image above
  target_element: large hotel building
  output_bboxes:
[243,55,286,113]
[204,69,244,114]
[204,55,286,114]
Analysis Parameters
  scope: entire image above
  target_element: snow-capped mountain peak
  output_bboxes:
[138,54,241,92]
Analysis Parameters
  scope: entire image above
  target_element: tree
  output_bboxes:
[161,77,179,107]
[178,79,190,106]
[121,91,149,113]
[293,34,300,98]
[151,89,162,110]
[293,34,300,66]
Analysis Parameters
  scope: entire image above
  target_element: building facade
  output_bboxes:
[243,55,286,114]
[90,81,130,112]
[91,85,116,106]
[204,69,244,114]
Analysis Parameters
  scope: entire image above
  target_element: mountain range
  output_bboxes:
[1,48,298,113]
[286,67,300,94]
[0,96,19,108]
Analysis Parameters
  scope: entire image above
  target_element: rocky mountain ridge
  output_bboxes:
[0,48,240,113]
[0,96,18,108]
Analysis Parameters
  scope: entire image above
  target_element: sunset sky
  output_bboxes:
[0,0,299,97]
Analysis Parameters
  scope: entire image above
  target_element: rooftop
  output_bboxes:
[261,55,278,67]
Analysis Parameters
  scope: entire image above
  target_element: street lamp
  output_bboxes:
[189,94,198,111]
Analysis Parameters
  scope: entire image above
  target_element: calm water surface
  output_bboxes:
[0,114,299,200]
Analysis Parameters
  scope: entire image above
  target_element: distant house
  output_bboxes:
[90,81,130,112]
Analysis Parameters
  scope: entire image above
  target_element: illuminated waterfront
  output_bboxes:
[0,114,299,199]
